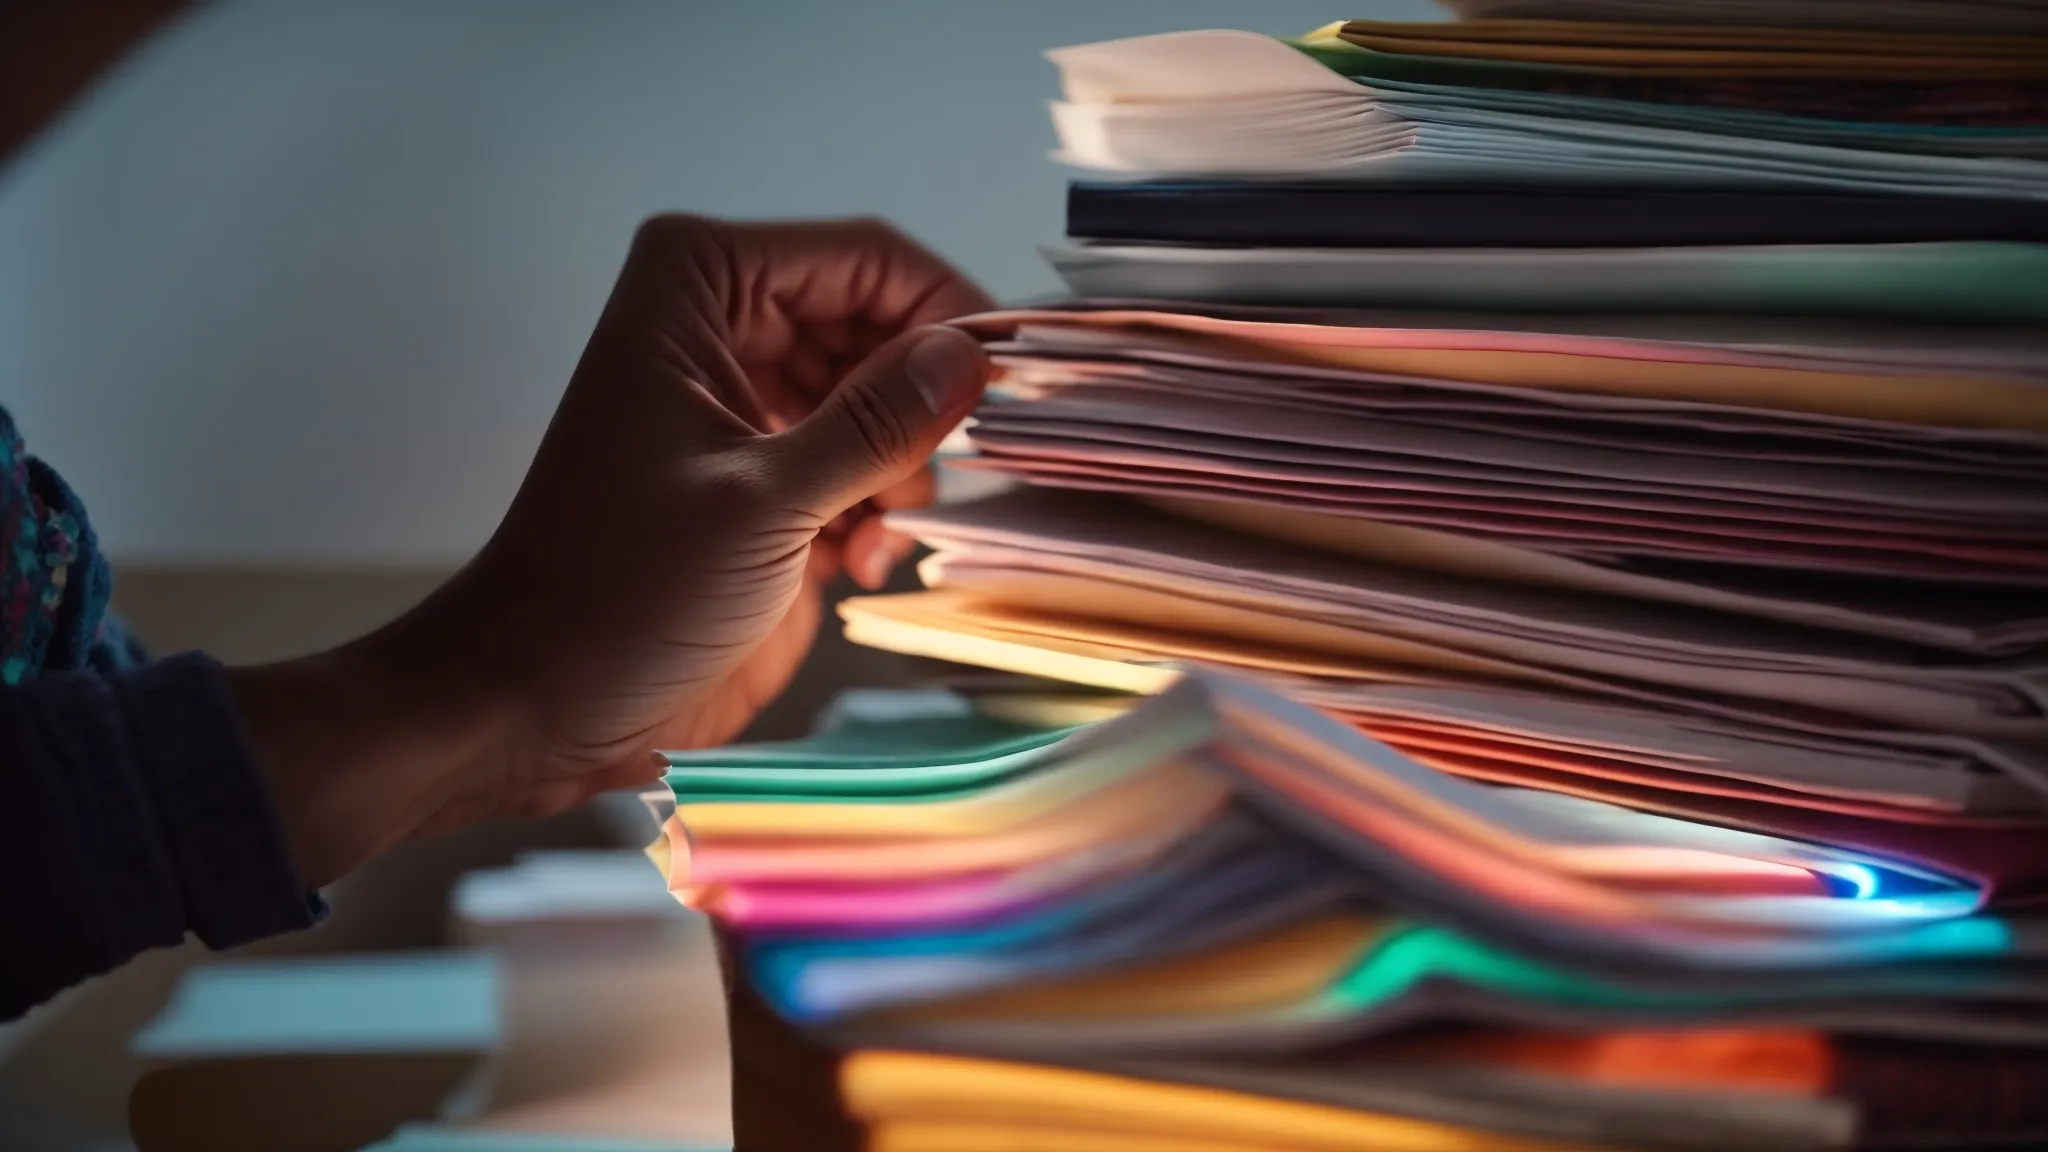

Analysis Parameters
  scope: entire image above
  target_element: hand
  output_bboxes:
[229,215,995,886]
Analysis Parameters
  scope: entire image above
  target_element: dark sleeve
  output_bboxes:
[0,651,324,1021]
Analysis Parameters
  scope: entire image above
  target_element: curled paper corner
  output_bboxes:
[673,881,726,918]
[637,787,676,827]
[661,814,695,893]
[639,809,698,906]
[1045,29,1356,106]
[639,790,690,904]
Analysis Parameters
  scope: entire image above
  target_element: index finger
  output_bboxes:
[726,217,998,341]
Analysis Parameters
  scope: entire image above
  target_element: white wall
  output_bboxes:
[0,0,1436,565]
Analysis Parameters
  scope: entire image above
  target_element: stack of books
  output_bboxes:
[651,5,2048,1148]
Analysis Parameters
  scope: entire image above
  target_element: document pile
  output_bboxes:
[1044,7,2048,321]
[651,3,2048,1148]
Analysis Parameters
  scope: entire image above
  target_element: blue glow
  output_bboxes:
[1835,863,1879,900]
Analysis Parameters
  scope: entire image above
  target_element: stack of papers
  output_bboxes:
[648,5,2048,1148]
[1048,28,2048,189]
[652,676,2048,1149]
[1045,20,2048,319]
[1439,1,2048,36]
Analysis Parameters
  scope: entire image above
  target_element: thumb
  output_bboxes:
[765,325,988,518]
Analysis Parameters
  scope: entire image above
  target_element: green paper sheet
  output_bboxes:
[663,716,1078,800]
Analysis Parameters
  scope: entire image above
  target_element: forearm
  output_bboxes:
[224,612,516,890]
[0,654,321,1021]
[0,604,518,1020]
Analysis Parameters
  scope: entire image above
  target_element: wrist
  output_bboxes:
[226,614,518,888]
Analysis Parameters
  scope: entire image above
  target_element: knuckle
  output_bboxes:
[629,213,722,264]
[835,386,916,474]
[632,212,700,246]
[835,214,916,252]
[850,214,901,238]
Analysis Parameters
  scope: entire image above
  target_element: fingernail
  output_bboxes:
[861,532,916,589]
[884,532,917,581]
[904,327,985,415]
[859,547,890,590]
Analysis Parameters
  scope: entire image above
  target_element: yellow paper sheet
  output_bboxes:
[842,592,1182,695]
[844,1052,1613,1152]
[922,563,1564,687]
[839,590,1472,689]
[868,1123,1373,1152]
[669,771,1229,886]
